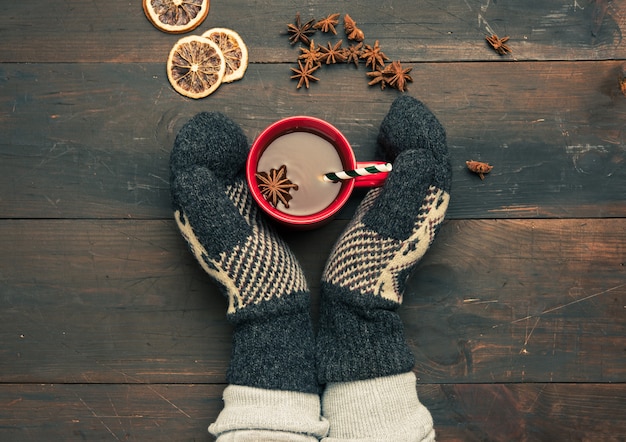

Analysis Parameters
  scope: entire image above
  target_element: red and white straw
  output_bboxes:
[323,163,392,182]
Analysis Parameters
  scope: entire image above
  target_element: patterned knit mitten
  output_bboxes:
[170,112,317,393]
[316,96,452,384]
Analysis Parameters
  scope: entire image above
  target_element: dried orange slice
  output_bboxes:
[202,28,248,83]
[143,0,210,34]
[167,35,225,99]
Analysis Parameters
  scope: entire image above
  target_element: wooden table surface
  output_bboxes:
[1,1,625,440]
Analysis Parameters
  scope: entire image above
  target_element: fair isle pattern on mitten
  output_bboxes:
[175,181,307,315]
[323,185,450,304]
[316,96,452,384]
[170,111,317,393]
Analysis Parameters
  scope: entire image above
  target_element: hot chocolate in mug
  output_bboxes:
[246,116,390,229]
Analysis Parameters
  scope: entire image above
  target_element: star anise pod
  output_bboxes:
[343,42,363,67]
[319,40,346,64]
[485,34,511,55]
[256,165,299,209]
[383,60,413,92]
[290,60,320,89]
[344,14,364,41]
[366,67,388,90]
[361,40,388,71]
[314,13,340,34]
[287,12,316,46]
[298,40,322,67]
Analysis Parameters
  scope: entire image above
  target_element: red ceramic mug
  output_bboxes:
[246,116,389,229]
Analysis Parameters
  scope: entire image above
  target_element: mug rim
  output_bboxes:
[246,116,356,227]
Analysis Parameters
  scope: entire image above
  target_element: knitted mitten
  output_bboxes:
[316,96,452,384]
[170,112,317,393]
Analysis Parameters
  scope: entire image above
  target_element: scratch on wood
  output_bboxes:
[148,173,169,185]
[464,298,499,305]
[495,283,626,328]
[145,385,192,419]
[520,316,541,354]
[107,393,123,429]
[77,397,121,441]
[524,384,548,413]
[478,14,496,36]
[488,206,540,215]
[6,398,23,407]
[592,0,609,37]
[93,362,193,419]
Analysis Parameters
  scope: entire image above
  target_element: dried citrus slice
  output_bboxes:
[143,0,210,34]
[202,28,248,83]
[167,35,225,99]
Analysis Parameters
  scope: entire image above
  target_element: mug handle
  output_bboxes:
[353,161,391,188]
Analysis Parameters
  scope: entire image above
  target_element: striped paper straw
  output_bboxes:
[323,163,392,182]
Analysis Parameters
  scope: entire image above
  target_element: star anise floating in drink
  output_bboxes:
[256,165,299,209]
[285,12,412,91]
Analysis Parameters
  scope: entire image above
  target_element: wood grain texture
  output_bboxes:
[1,0,625,63]
[1,219,623,384]
[404,218,626,383]
[0,383,623,441]
[1,61,625,219]
[1,0,625,440]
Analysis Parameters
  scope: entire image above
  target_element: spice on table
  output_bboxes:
[299,40,323,67]
[343,42,363,67]
[361,40,389,71]
[287,12,317,45]
[466,160,494,180]
[314,13,341,34]
[344,14,365,42]
[290,60,321,89]
[383,61,413,92]
[285,11,410,92]
[256,165,299,209]
[367,68,389,90]
[485,34,511,55]
[319,40,346,64]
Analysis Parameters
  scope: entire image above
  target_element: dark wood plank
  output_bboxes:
[404,218,626,383]
[0,383,222,441]
[0,219,231,384]
[0,383,624,441]
[1,61,625,220]
[1,219,623,383]
[421,383,626,441]
[1,0,624,63]
[1,1,623,440]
